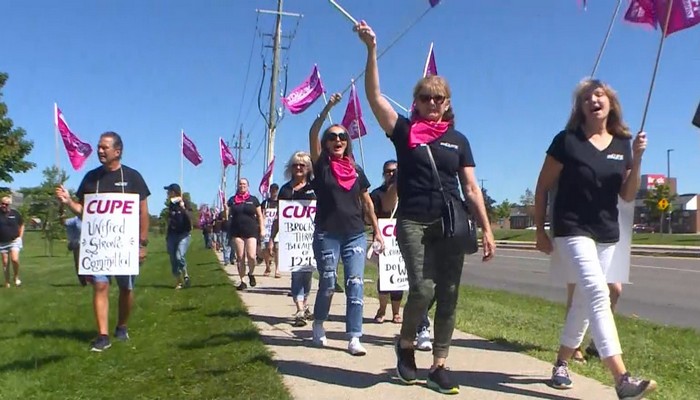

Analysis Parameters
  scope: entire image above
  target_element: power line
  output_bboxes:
[232,13,261,143]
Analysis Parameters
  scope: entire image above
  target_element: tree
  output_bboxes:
[643,182,676,234]
[0,73,35,183]
[19,167,69,256]
[519,188,535,206]
[481,188,496,221]
[495,199,516,221]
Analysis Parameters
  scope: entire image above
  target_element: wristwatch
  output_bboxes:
[139,239,149,248]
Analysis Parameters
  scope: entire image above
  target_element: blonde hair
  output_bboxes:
[284,151,313,181]
[565,79,631,138]
[410,75,455,126]
[1,196,11,205]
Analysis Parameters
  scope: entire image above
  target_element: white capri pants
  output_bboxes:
[554,236,623,359]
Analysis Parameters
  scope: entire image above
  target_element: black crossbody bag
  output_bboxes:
[423,144,479,255]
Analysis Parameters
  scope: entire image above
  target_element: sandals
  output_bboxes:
[572,347,586,364]
[263,269,271,277]
[392,314,403,324]
[374,311,385,324]
[274,273,282,279]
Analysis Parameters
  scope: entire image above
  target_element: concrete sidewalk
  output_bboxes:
[220,259,618,399]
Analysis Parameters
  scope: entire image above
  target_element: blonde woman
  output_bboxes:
[534,79,656,399]
[0,195,24,287]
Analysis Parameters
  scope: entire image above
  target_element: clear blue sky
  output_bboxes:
[3,0,699,210]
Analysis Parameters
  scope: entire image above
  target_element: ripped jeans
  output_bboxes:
[312,230,366,338]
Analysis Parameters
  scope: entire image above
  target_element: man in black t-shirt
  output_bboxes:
[56,132,151,352]
[0,195,24,288]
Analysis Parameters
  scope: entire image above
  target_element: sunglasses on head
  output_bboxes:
[417,94,446,105]
[326,131,348,141]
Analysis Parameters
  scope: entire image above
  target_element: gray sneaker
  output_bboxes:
[550,360,573,389]
[114,326,129,341]
[615,372,657,400]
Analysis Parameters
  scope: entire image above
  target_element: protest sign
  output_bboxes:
[277,200,316,272]
[263,208,278,243]
[377,219,408,291]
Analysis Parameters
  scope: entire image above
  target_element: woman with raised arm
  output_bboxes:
[357,21,495,395]
[534,79,656,399]
[308,93,384,356]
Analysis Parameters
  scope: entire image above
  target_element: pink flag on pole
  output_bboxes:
[341,82,367,140]
[281,65,325,114]
[655,0,700,36]
[423,45,438,77]
[182,131,203,166]
[429,0,441,7]
[624,0,659,28]
[218,188,226,208]
[259,157,275,198]
[219,137,236,168]
[54,104,93,170]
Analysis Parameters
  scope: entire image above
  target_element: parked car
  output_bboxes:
[633,224,655,233]
[526,222,550,230]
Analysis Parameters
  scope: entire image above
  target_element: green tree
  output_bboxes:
[19,167,69,256]
[519,188,534,206]
[481,188,497,221]
[0,73,35,183]
[159,191,198,234]
[495,199,516,221]
[643,182,676,234]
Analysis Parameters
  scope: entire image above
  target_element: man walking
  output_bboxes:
[0,195,24,288]
[164,183,193,289]
[55,131,150,352]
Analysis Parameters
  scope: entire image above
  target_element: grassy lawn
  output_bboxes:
[492,229,700,246]
[0,232,290,400]
[356,262,699,400]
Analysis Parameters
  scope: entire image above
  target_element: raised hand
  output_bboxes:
[355,21,376,48]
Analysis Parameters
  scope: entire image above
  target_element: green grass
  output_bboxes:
[356,262,699,400]
[0,232,290,400]
[492,229,700,246]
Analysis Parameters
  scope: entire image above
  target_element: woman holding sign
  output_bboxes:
[308,93,383,356]
[227,178,265,291]
[358,22,495,394]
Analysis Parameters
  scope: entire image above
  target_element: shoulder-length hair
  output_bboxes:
[565,79,631,138]
[284,151,314,181]
[410,75,455,127]
[320,124,356,165]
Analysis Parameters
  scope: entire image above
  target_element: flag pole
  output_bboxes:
[321,92,334,124]
[423,42,434,77]
[381,93,410,113]
[180,129,184,191]
[351,80,367,169]
[53,103,60,170]
[590,0,623,78]
[639,0,674,132]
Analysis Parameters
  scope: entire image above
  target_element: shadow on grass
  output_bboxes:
[451,337,550,354]
[139,283,229,289]
[198,354,276,377]
[20,328,94,342]
[205,310,249,319]
[0,355,68,373]
[171,306,199,313]
[49,283,85,288]
[196,261,220,267]
[178,330,260,350]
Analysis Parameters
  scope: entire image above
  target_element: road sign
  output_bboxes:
[657,198,669,211]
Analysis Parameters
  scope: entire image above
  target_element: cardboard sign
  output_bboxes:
[377,219,408,292]
[277,200,316,272]
[263,208,278,243]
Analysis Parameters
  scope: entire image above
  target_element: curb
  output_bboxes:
[494,241,700,258]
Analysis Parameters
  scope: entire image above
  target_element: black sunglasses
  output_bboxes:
[325,131,348,141]
[417,94,446,105]
[292,163,307,168]
[383,169,397,174]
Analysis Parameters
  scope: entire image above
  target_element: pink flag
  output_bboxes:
[218,188,226,208]
[182,131,203,166]
[341,82,367,140]
[219,137,236,168]
[281,65,325,114]
[54,104,93,170]
[423,44,438,77]
[429,0,441,7]
[259,157,275,198]
[655,0,700,36]
[624,0,658,28]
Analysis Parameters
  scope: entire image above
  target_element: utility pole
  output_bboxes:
[232,125,250,184]
[479,179,487,191]
[257,1,302,184]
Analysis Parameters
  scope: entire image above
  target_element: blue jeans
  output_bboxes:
[291,271,312,302]
[313,231,366,338]
[167,233,191,277]
[221,233,232,264]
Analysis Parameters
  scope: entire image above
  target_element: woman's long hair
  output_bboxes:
[565,79,631,138]
[320,124,356,167]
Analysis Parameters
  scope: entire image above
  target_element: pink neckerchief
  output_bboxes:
[233,191,250,204]
[408,117,450,149]
[329,155,356,191]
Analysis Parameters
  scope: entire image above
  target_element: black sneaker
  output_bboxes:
[236,282,247,291]
[304,307,313,321]
[183,276,191,288]
[427,365,459,394]
[90,335,112,352]
[615,372,657,400]
[394,340,417,385]
[248,273,257,287]
[551,360,573,389]
[114,326,129,341]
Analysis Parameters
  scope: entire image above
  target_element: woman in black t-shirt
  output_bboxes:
[358,22,495,393]
[227,178,265,290]
[307,93,383,357]
[534,79,655,397]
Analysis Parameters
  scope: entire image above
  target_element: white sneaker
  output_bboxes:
[348,337,367,356]
[312,321,327,347]
[416,329,433,351]
[14,278,21,287]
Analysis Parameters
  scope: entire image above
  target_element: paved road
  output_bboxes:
[461,249,700,330]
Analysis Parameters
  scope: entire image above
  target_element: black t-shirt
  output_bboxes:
[227,195,261,236]
[167,202,192,236]
[76,165,151,202]
[0,209,23,243]
[389,116,475,222]
[278,181,316,201]
[370,185,392,219]
[261,198,279,210]
[312,156,371,235]
[547,129,632,243]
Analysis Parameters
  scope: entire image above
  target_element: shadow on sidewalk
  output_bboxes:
[275,360,391,388]
[450,370,581,400]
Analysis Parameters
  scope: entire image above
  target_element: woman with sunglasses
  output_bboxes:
[357,22,495,394]
[308,92,384,356]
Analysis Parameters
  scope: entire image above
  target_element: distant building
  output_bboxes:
[634,174,698,234]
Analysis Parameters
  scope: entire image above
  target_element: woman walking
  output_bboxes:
[227,178,265,291]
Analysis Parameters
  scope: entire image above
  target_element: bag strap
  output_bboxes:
[421,144,450,206]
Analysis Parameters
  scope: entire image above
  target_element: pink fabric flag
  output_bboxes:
[655,0,700,36]
[54,104,93,170]
[341,82,367,140]
[182,131,203,166]
[218,188,226,208]
[219,137,236,168]
[624,0,659,28]
[259,157,275,198]
[423,44,438,77]
[281,65,325,114]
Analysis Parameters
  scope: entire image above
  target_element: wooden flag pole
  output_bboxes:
[639,1,675,132]
[590,0,623,78]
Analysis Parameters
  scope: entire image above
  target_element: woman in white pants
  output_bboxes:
[534,79,656,400]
